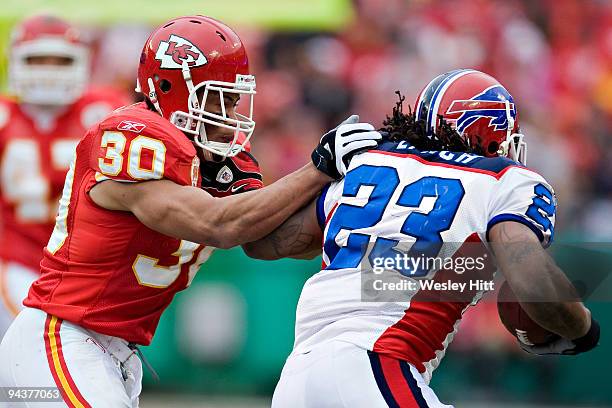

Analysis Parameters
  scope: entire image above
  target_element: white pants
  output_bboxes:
[0,261,38,339]
[272,340,453,408]
[0,307,142,407]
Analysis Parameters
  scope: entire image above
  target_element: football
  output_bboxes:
[497,281,558,346]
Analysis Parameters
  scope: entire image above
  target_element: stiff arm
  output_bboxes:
[242,198,322,260]
[90,163,328,249]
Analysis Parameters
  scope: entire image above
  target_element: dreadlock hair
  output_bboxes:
[380,91,485,156]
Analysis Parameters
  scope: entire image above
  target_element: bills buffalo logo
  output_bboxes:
[155,34,208,69]
[446,85,516,135]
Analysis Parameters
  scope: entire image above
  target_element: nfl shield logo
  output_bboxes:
[216,166,234,184]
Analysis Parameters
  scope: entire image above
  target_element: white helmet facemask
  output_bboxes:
[169,62,256,159]
[497,100,527,165]
[9,38,90,106]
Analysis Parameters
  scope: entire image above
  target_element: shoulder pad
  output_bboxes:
[100,103,188,147]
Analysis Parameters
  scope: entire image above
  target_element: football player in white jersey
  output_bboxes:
[244,69,599,408]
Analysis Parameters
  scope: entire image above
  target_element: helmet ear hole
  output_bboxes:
[487,141,499,155]
[159,79,172,93]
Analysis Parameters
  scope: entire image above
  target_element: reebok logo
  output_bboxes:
[118,120,146,133]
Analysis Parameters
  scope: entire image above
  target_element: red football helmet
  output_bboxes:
[414,69,527,164]
[136,15,256,158]
[8,14,90,105]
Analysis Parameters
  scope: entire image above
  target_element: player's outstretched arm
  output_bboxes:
[489,221,599,354]
[242,199,322,260]
[90,116,381,249]
[91,163,326,249]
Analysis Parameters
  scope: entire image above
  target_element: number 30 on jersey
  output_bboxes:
[98,131,166,180]
[47,130,167,256]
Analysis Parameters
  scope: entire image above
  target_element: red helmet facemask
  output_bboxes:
[414,69,527,165]
[136,16,256,159]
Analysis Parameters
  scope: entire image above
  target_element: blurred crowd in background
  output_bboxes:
[84,0,612,240]
[68,0,612,402]
[2,0,610,404]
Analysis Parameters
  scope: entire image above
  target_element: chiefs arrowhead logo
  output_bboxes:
[155,34,208,69]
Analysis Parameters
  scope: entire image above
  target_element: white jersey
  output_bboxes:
[293,140,556,383]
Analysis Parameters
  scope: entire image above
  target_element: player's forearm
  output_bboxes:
[489,222,591,339]
[242,200,322,260]
[206,163,330,249]
[90,167,329,249]
[504,251,590,339]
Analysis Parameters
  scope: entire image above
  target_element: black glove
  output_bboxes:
[200,151,263,197]
[312,115,382,180]
[520,315,600,356]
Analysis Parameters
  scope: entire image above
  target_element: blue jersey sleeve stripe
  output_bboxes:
[316,183,331,230]
[486,213,546,245]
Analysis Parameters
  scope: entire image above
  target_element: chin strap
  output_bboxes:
[497,100,527,165]
[181,60,213,153]
[181,61,197,107]
[146,77,163,115]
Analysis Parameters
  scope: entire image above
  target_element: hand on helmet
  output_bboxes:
[311,115,382,180]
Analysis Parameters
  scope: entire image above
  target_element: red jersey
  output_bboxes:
[0,88,127,270]
[25,103,211,345]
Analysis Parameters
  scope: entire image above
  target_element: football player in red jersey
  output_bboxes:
[0,15,127,336]
[0,15,381,407]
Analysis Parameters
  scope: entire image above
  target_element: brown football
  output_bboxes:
[497,281,558,346]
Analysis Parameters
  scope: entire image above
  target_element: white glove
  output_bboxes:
[519,316,600,356]
[311,114,382,179]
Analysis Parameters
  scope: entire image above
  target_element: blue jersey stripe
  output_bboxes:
[486,213,546,245]
[368,351,400,408]
[400,360,430,408]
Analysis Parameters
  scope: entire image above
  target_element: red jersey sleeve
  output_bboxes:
[86,104,201,190]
